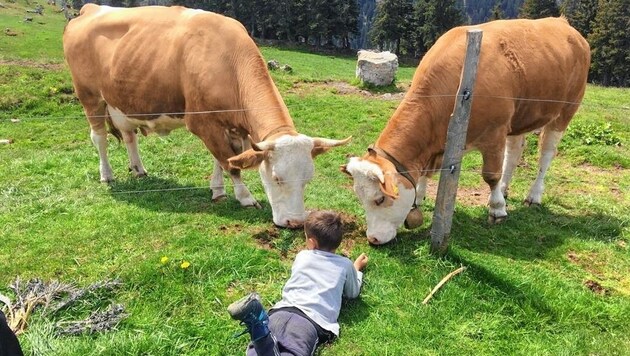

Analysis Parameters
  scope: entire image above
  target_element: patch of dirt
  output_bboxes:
[0,59,66,71]
[567,250,628,296]
[424,180,488,207]
[288,80,407,101]
[250,212,365,258]
[567,251,579,263]
[575,163,626,202]
[219,223,244,234]
[339,212,363,257]
[566,250,606,278]
[584,279,609,296]
[251,226,279,252]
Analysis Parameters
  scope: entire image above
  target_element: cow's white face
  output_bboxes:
[228,134,351,229]
[259,134,314,228]
[344,156,417,245]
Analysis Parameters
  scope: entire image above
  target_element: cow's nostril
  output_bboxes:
[367,236,379,245]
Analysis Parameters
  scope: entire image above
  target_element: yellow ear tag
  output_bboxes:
[393,184,399,195]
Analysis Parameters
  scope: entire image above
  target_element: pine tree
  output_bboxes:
[403,0,428,56]
[491,2,505,20]
[519,0,560,19]
[562,0,598,37]
[588,0,630,87]
[332,0,359,48]
[369,0,414,54]
[420,0,466,49]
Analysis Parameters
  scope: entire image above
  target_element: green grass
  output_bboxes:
[1,2,629,355]
[0,1,68,61]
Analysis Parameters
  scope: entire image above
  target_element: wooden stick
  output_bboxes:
[422,266,467,305]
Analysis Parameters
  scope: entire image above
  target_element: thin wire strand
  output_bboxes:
[0,106,286,121]
[0,93,623,206]
[1,93,628,122]
[0,166,598,206]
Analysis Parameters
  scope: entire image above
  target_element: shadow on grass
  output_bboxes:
[445,249,561,324]
[370,202,624,262]
[107,175,273,224]
[447,203,624,261]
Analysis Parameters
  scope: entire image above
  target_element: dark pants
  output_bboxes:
[247,309,327,356]
[0,311,23,356]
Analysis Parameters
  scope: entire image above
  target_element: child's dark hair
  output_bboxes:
[304,210,343,251]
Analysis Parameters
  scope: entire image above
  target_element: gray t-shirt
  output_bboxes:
[272,249,363,336]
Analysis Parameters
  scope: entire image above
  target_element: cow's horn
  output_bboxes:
[250,135,276,152]
[313,136,352,148]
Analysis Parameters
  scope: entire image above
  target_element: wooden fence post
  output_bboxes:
[430,29,483,256]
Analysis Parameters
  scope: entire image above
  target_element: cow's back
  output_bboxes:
[411,17,590,137]
[63,5,254,115]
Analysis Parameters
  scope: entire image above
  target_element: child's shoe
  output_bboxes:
[227,292,270,341]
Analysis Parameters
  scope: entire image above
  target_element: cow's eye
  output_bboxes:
[374,196,385,206]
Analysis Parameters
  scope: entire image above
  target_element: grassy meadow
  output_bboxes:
[1,2,629,355]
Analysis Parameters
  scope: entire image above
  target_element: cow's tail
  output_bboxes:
[105,109,123,142]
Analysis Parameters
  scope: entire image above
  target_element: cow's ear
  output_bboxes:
[228,149,267,170]
[379,172,399,199]
[339,164,352,177]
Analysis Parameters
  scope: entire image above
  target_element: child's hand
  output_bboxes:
[354,253,368,271]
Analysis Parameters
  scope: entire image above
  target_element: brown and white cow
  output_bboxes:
[63,5,350,228]
[341,17,590,244]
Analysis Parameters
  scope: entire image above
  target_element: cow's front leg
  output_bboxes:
[481,142,507,224]
[210,157,227,201]
[229,168,261,209]
[525,129,564,206]
[120,130,147,178]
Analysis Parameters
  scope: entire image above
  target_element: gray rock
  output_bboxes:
[267,60,280,70]
[356,50,398,86]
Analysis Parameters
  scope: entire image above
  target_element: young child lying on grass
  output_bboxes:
[228,210,368,355]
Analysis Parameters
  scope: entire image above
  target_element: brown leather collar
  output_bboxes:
[368,144,418,208]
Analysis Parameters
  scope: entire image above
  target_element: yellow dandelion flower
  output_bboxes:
[180,261,191,269]
[160,256,169,265]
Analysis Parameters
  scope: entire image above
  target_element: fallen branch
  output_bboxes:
[3,278,76,334]
[422,266,467,305]
[1,277,124,334]
[50,279,122,314]
[56,304,127,336]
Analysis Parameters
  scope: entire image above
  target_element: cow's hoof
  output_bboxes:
[128,166,148,178]
[212,195,227,202]
[487,214,507,224]
[523,199,541,208]
[244,202,262,209]
[100,177,115,184]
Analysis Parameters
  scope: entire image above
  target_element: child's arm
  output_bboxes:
[354,253,368,271]
[343,253,368,299]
